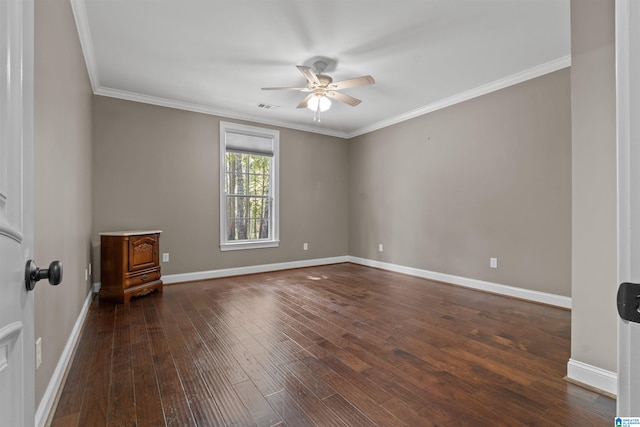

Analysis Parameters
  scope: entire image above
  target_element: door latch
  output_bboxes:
[617,282,640,323]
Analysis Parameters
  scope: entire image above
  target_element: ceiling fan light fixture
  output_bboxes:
[307,94,331,112]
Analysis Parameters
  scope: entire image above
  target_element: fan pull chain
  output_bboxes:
[314,104,321,122]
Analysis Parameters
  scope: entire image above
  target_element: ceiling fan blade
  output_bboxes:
[296,93,314,109]
[297,65,320,86]
[261,86,311,91]
[330,75,375,90]
[326,91,362,106]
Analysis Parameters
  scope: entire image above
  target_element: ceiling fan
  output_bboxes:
[261,60,375,116]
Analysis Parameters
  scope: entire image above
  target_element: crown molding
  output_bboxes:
[346,55,572,138]
[70,0,348,138]
[94,86,350,139]
[94,56,571,140]
[70,0,99,93]
[70,0,570,140]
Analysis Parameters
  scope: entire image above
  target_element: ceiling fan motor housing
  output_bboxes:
[315,74,333,87]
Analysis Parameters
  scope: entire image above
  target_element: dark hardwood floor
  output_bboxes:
[50,263,615,426]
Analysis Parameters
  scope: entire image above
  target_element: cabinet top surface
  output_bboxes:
[100,230,163,236]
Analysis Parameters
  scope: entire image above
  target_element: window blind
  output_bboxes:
[225,131,274,157]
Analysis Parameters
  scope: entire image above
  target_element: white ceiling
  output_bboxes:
[71,0,570,138]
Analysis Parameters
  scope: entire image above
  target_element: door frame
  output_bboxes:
[616,0,640,415]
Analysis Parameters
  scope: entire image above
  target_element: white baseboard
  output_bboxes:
[351,257,617,395]
[161,256,350,284]
[91,256,350,293]
[93,255,571,309]
[348,256,572,309]
[567,358,617,396]
[84,258,618,401]
[35,289,93,427]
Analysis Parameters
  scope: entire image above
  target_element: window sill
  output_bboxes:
[220,240,280,251]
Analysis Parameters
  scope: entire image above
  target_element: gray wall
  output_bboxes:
[349,69,572,296]
[34,0,93,406]
[92,97,349,277]
[570,0,617,373]
[93,69,572,300]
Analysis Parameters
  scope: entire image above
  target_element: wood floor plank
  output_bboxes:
[286,358,336,400]
[51,302,101,421]
[199,368,257,427]
[141,300,196,426]
[381,396,440,427]
[321,393,377,427]
[233,380,282,426]
[299,356,406,426]
[264,390,315,427]
[150,301,213,405]
[75,305,115,426]
[128,299,166,427]
[50,412,79,427]
[186,293,251,385]
[106,303,136,427]
[189,397,227,427]
[279,376,347,427]
[50,263,615,426]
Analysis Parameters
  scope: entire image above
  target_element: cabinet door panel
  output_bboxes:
[128,235,158,271]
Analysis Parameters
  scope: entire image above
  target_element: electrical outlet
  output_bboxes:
[162,253,170,262]
[35,337,41,369]
[490,257,498,269]
[85,269,88,281]
[379,244,384,252]
[303,243,308,251]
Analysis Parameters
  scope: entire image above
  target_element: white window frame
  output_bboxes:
[219,121,279,251]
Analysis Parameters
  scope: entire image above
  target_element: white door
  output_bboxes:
[617,0,640,416]
[0,0,35,425]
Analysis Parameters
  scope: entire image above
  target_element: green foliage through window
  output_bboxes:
[224,152,271,241]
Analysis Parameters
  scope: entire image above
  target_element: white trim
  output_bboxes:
[616,0,632,413]
[59,258,340,291]
[100,256,572,307]
[161,256,349,284]
[220,240,280,251]
[95,256,573,308]
[348,256,572,309]
[91,57,570,140]
[35,290,93,427]
[95,86,350,139]
[148,255,571,308]
[69,0,99,93]
[615,0,640,415]
[567,358,618,396]
[347,55,572,138]
[68,0,571,142]
[219,121,280,250]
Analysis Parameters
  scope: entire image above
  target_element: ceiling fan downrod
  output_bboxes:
[312,60,328,74]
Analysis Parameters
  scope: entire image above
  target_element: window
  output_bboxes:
[220,121,279,250]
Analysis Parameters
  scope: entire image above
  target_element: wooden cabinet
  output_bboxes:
[99,230,163,303]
